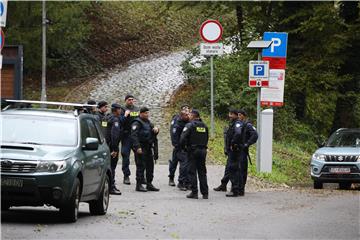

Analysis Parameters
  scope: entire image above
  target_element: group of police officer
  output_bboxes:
[86,94,258,199]
[86,94,160,195]
[169,106,258,198]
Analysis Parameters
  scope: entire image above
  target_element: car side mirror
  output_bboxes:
[83,137,99,151]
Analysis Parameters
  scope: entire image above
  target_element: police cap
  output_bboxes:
[140,107,150,113]
[190,109,200,118]
[238,109,247,117]
[229,108,238,115]
[87,99,96,105]
[111,103,122,109]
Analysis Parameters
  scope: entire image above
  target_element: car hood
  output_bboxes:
[316,147,360,156]
[0,143,77,161]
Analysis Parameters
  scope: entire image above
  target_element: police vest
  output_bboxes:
[188,121,208,147]
[124,106,140,131]
[134,118,154,144]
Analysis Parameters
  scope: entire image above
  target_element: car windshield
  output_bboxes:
[1,114,78,147]
[326,131,360,148]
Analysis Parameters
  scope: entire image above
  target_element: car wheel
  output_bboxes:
[339,182,351,190]
[60,178,81,223]
[313,180,323,189]
[89,174,110,215]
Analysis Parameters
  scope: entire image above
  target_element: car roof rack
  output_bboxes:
[3,100,97,116]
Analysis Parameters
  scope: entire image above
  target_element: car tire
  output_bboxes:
[339,182,351,190]
[313,180,323,189]
[60,178,81,223]
[89,174,110,215]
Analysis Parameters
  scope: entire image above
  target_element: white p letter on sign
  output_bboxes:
[271,38,281,53]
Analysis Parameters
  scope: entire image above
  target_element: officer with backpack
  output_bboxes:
[213,109,258,196]
[131,107,160,192]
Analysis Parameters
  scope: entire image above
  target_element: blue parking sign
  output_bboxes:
[253,65,265,76]
[262,32,288,58]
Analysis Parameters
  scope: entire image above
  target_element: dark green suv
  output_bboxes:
[1,101,112,222]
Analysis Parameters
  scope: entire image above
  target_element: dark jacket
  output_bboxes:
[108,114,126,152]
[123,105,140,135]
[170,116,188,148]
[225,119,243,152]
[179,119,209,149]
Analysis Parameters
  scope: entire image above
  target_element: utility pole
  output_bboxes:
[41,0,47,102]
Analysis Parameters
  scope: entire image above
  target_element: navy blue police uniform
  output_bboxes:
[179,114,209,199]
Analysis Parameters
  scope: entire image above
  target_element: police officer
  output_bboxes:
[107,103,126,195]
[169,110,190,191]
[168,105,190,188]
[121,94,139,185]
[179,110,209,199]
[95,101,109,138]
[131,107,160,192]
[237,109,258,195]
[214,109,258,196]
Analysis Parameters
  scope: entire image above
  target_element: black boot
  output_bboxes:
[202,194,209,199]
[135,183,147,192]
[110,185,122,195]
[213,183,227,192]
[146,183,160,192]
[169,177,176,187]
[226,192,239,197]
[186,192,198,199]
[123,176,131,185]
[239,189,245,196]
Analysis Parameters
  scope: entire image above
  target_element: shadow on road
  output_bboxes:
[1,208,92,224]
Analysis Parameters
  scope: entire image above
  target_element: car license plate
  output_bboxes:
[1,178,24,188]
[330,167,351,174]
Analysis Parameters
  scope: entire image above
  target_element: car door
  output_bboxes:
[80,118,101,195]
[90,118,109,190]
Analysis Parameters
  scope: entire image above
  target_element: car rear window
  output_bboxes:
[1,115,78,147]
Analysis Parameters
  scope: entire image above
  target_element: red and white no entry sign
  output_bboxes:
[200,20,223,43]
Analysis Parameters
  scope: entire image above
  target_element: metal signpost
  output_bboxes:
[199,20,223,137]
[41,0,47,102]
[247,41,272,172]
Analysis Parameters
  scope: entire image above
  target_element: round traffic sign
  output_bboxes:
[200,20,223,43]
[0,29,4,51]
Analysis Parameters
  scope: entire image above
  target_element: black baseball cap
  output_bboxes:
[190,109,200,118]
[125,94,135,101]
[98,101,108,108]
[111,103,122,109]
[229,108,238,115]
[238,109,247,116]
[87,100,96,105]
[140,107,150,113]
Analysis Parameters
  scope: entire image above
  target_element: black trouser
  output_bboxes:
[223,150,248,191]
[169,148,189,185]
[134,145,154,184]
[121,133,132,177]
[110,153,119,189]
[187,147,208,195]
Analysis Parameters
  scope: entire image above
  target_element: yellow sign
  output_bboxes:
[196,127,206,133]
[130,111,139,117]
[101,121,108,127]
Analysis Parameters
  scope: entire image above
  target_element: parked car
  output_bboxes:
[311,128,360,189]
[1,101,111,222]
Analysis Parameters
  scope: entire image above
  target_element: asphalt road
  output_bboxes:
[1,164,359,240]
